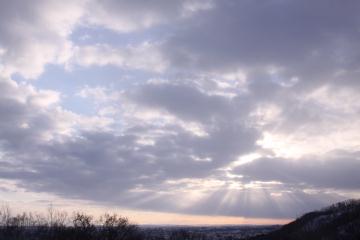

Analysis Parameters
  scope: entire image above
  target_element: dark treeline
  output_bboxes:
[0,204,144,240]
[0,205,210,240]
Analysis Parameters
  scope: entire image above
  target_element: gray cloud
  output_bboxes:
[0,74,356,218]
[0,0,359,220]
[85,0,186,32]
[129,83,233,122]
[162,0,360,89]
[234,153,360,190]
[0,80,57,153]
[0,77,262,216]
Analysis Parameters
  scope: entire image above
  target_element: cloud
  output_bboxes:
[183,187,345,218]
[1,72,357,218]
[0,124,346,218]
[161,0,360,89]
[0,77,60,152]
[0,0,211,79]
[0,0,84,79]
[233,152,360,190]
[0,75,113,152]
[0,0,359,220]
[69,42,167,72]
[0,75,261,216]
[84,0,214,32]
[128,82,233,122]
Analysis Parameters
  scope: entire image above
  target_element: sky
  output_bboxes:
[0,0,360,225]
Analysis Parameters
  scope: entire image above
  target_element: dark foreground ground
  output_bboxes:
[0,224,279,240]
[141,225,280,240]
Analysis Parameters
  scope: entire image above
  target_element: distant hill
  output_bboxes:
[249,199,360,240]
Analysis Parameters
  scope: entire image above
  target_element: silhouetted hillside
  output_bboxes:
[249,199,360,240]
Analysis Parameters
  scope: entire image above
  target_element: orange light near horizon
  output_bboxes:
[114,209,292,226]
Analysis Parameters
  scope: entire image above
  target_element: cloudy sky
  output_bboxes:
[0,0,360,225]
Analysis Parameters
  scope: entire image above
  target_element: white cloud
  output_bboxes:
[29,89,61,108]
[77,86,120,102]
[0,0,85,79]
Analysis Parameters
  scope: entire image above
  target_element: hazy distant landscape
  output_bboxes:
[142,225,279,240]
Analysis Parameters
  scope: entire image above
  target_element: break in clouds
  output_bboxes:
[0,0,360,219]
